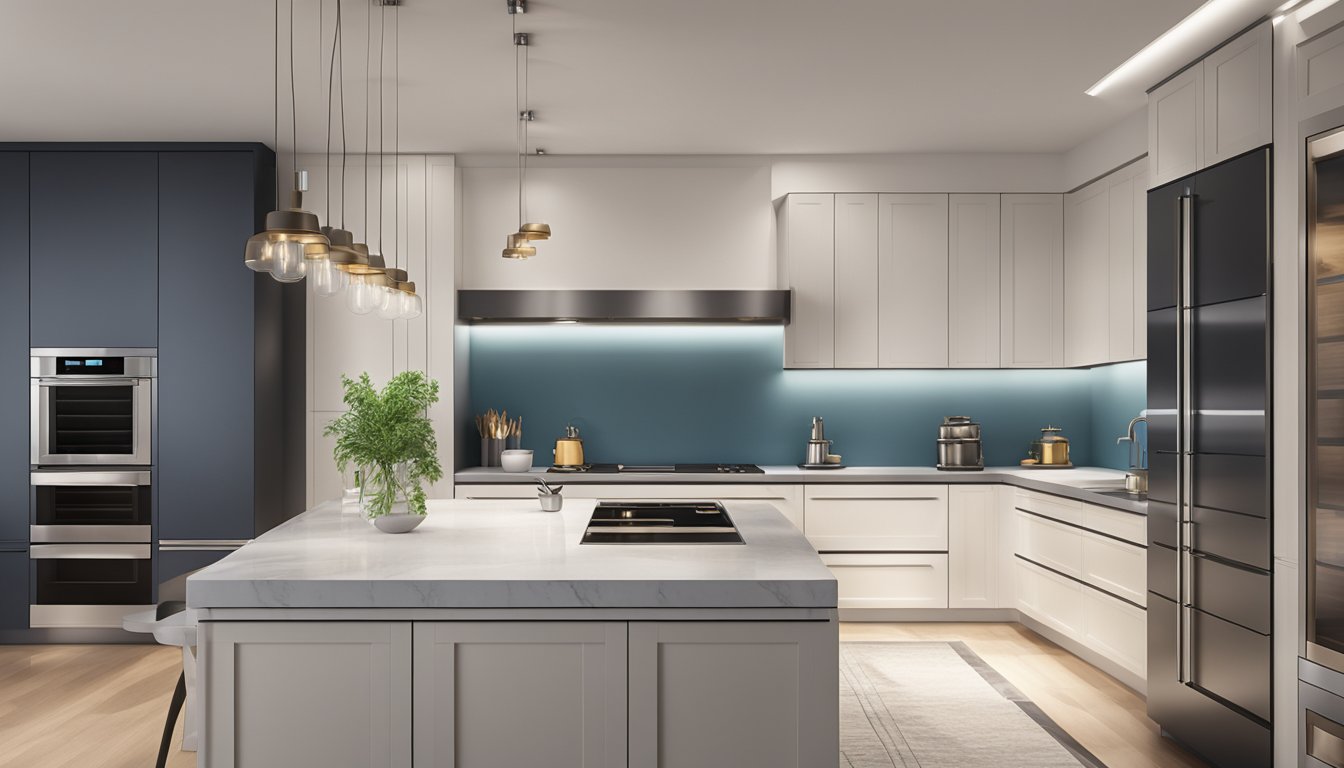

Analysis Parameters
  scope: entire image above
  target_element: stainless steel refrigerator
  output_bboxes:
[1146,146,1272,767]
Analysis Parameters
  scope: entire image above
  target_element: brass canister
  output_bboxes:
[1037,426,1070,466]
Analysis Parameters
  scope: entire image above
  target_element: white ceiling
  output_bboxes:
[0,0,1210,156]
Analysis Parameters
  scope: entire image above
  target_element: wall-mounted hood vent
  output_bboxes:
[458,289,791,324]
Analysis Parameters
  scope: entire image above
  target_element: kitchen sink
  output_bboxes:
[581,501,744,544]
[1082,487,1148,502]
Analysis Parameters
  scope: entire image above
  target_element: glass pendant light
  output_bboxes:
[502,6,549,258]
[245,0,332,279]
[398,281,423,320]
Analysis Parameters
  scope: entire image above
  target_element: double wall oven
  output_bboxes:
[28,349,156,629]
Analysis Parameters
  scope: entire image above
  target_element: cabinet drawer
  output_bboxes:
[1015,489,1083,526]
[1015,510,1083,578]
[805,485,948,551]
[820,553,948,610]
[1015,558,1084,640]
[1081,503,1145,546]
[1082,589,1146,677]
[1082,534,1146,607]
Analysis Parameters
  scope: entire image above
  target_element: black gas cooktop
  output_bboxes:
[549,463,764,474]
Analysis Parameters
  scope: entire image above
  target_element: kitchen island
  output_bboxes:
[188,498,838,768]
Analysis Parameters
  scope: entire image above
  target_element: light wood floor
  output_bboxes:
[0,623,1206,768]
[842,622,1210,768]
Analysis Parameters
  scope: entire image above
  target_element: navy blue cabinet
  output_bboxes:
[29,152,158,348]
[156,149,294,546]
[0,551,27,633]
[0,154,29,548]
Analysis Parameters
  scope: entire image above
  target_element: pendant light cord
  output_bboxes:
[393,2,400,271]
[337,0,347,228]
[324,0,335,223]
[363,0,371,239]
[522,24,530,225]
[514,12,522,229]
[377,1,385,257]
[274,0,280,208]
[289,0,298,206]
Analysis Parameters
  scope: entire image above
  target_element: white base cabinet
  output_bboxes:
[201,622,413,768]
[413,622,627,768]
[821,553,949,610]
[803,484,948,551]
[948,485,999,608]
[204,619,837,768]
[628,621,838,768]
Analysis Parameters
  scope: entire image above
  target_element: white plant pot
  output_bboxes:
[372,510,425,534]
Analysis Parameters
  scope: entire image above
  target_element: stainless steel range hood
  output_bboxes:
[457,289,791,324]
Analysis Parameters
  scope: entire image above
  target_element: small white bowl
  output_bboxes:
[500,449,534,473]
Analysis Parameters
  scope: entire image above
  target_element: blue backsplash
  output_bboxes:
[468,325,1146,469]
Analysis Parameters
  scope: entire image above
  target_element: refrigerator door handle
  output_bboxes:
[1176,192,1195,684]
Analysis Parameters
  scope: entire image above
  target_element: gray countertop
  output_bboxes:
[454,465,1147,515]
[187,499,837,611]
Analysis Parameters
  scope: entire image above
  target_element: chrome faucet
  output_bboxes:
[1116,416,1149,469]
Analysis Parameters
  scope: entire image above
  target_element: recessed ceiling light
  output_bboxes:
[1086,0,1270,97]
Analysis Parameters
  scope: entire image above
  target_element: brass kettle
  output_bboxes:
[553,424,585,468]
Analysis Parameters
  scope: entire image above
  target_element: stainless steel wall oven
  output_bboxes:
[30,348,154,467]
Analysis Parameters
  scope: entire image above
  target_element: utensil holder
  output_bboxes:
[482,437,505,467]
[506,434,522,451]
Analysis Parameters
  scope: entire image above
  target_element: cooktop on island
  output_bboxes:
[549,463,764,474]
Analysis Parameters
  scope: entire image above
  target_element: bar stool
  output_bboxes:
[124,597,199,766]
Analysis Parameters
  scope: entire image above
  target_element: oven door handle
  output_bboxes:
[29,544,151,560]
[30,471,151,487]
[35,378,147,386]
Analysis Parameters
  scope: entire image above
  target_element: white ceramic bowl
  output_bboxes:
[500,449,534,473]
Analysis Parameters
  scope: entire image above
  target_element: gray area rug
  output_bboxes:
[840,641,1106,768]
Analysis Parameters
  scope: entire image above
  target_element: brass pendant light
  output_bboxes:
[502,0,549,258]
[246,0,331,283]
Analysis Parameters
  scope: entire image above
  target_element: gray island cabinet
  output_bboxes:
[188,499,839,768]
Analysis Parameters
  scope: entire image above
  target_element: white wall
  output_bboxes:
[1062,108,1147,192]
[299,153,457,506]
[459,156,774,290]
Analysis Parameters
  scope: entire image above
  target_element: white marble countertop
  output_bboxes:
[454,465,1146,514]
[186,499,837,611]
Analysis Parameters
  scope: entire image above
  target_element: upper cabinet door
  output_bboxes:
[1203,22,1272,167]
[157,152,260,541]
[1000,194,1064,368]
[833,194,878,368]
[877,193,949,368]
[948,194,1000,368]
[1193,147,1269,307]
[1106,162,1145,363]
[0,154,28,546]
[779,194,834,368]
[1148,64,1204,189]
[1064,179,1110,368]
[30,152,158,348]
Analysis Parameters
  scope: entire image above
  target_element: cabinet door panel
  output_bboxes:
[1203,23,1272,167]
[1016,558,1084,640]
[30,152,158,347]
[413,622,627,768]
[948,194,1000,368]
[158,152,260,540]
[833,194,878,368]
[780,194,834,368]
[949,485,998,608]
[1082,589,1146,677]
[1065,179,1110,367]
[878,193,948,368]
[628,621,838,768]
[1108,165,1142,361]
[1148,64,1203,188]
[1000,194,1064,367]
[0,154,28,545]
[821,553,949,610]
[203,621,412,768]
[804,485,948,551]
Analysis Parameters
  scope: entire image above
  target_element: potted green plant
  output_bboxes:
[324,371,443,532]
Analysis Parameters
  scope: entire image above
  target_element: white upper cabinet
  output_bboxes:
[1065,179,1111,368]
[1203,22,1272,168]
[1148,64,1204,188]
[778,194,834,368]
[1297,22,1344,121]
[1148,22,1271,189]
[1110,161,1148,362]
[948,195,1001,368]
[1000,194,1064,368]
[833,194,879,368]
[878,193,950,368]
